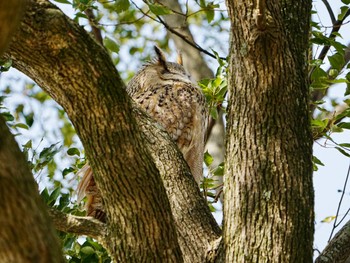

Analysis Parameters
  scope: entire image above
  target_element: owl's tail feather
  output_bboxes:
[76,163,106,222]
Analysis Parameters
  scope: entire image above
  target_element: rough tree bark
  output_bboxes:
[223,0,314,262]
[0,1,65,262]
[3,0,221,261]
[4,0,182,262]
[0,118,65,263]
[315,219,350,263]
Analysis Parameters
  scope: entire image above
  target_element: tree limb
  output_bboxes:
[3,0,221,261]
[0,116,65,262]
[4,0,183,261]
[48,208,107,241]
[315,219,350,263]
[321,0,336,25]
[0,0,26,55]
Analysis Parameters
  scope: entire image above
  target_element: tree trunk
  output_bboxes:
[0,2,65,262]
[0,0,26,55]
[224,1,314,262]
[3,0,222,261]
[0,118,65,262]
[4,0,183,262]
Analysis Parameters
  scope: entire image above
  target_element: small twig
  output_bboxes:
[309,8,350,80]
[157,16,226,60]
[84,8,104,46]
[131,0,226,61]
[328,161,350,242]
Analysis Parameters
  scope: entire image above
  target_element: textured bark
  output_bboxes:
[0,118,65,263]
[48,208,107,241]
[224,1,314,262]
[315,219,350,263]
[0,0,26,55]
[4,0,182,261]
[3,0,222,261]
[133,108,221,262]
[0,2,64,262]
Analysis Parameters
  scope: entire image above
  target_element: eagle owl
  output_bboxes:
[77,46,207,222]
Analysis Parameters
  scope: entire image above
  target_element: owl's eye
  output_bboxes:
[161,68,170,75]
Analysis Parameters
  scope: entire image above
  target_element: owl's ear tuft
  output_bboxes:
[154,46,168,70]
[177,51,183,65]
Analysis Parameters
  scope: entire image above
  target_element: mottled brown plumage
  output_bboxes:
[77,46,207,221]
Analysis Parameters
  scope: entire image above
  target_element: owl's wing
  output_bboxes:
[76,163,106,222]
[132,82,207,183]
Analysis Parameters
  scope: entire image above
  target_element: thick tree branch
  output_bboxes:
[0,2,64,262]
[3,0,220,261]
[0,116,65,262]
[132,106,221,262]
[315,219,350,263]
[4,0,183,261]
[48,208,107,241]
[0,0,26,55]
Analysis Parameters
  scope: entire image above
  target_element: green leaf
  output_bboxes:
[205,9,214,23]
[104,37,120,53]
[335,146,350,157]
[328,53,345,71]
[67,147,80,156]
[39,142,61,159]
[1,111,14,121]
[80,246,95,255]
[331,125,343,133]
[40,188,50,203]
[0,59,12,72]
[53,0,71,4]
[63,167,75,176]
[342,0,350,4]
[114,0,130,13]
[12,123,29,130]
[311,66,327,81]
[338,6,349,20]
[49,187,61,205]
[338,122,350,129]
[22,140,32,148]
[321,215,336,223]
[313,156,324,166]
[339,143,350,148]
[147,3,172,15]
[213,164,224,176]
[204,151,213,166]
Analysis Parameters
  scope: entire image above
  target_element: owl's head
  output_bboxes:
[127,46,192,95]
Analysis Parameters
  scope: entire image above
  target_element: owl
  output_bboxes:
[77,46,207,221]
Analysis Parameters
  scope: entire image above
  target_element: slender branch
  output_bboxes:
[48,208,107,240]
[321,0,336,24]
[328,162,350,241]
[309,10,350,107]
[313,104,349,141]
[310,8,350,81]
[131,0,226,61]
[157,16,226,60]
